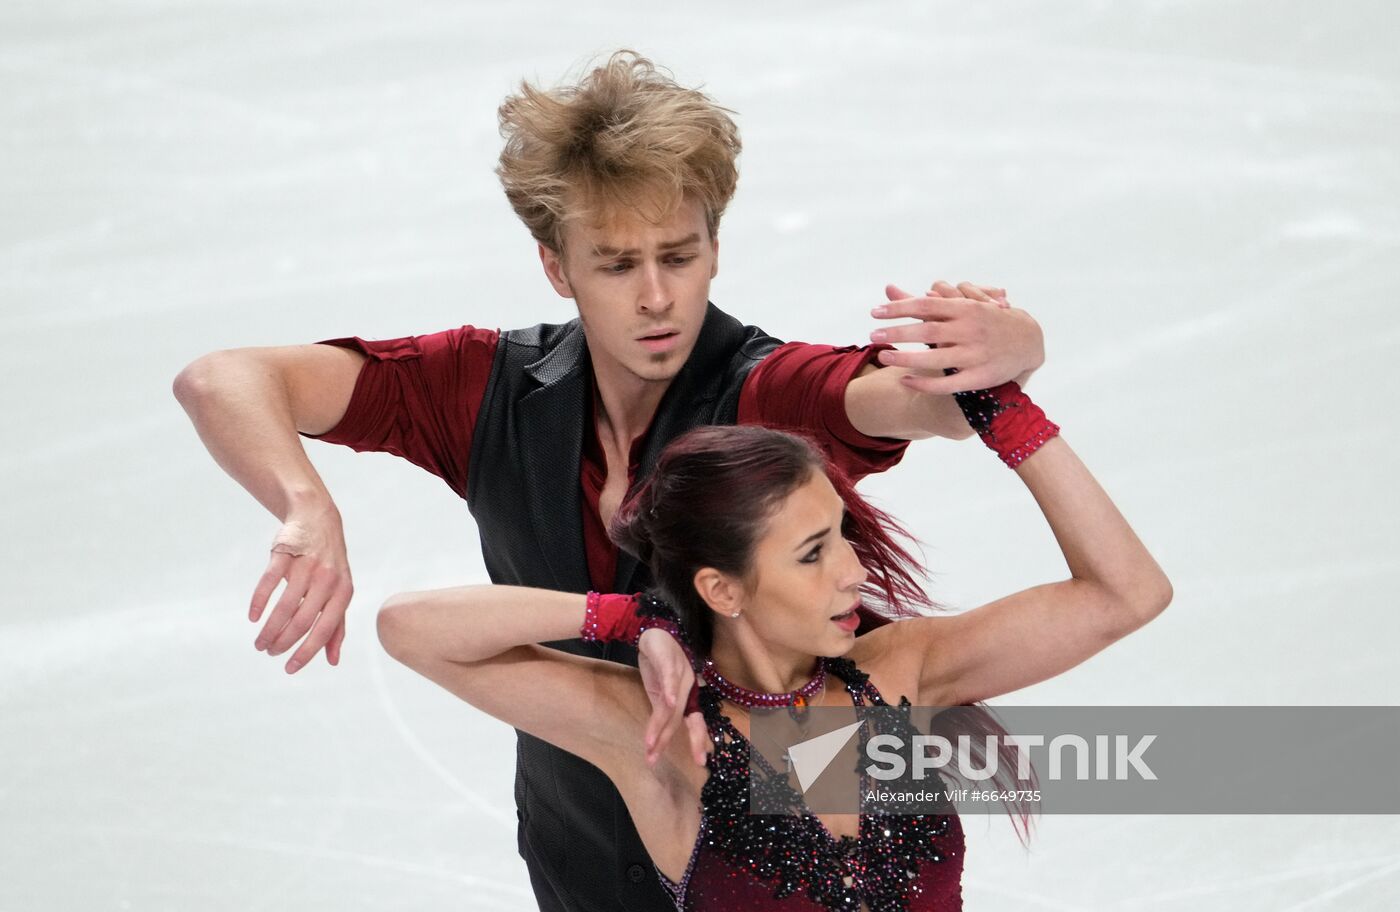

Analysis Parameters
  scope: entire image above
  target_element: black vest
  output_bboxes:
[466,301,783,911]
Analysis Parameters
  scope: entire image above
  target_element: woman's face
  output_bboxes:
[742,471,870,658]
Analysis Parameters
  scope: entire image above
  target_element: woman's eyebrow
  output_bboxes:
[794,526,831,552]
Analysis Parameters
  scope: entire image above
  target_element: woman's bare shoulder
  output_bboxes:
[845,619,924,705]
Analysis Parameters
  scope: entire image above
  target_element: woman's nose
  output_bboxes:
[841,538,869,590]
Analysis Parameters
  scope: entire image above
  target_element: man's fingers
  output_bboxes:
[250,552,293,622]
[256,564,309,651]
[899,369,995,396]
[267,571,337,655]
[877,348,963,374]
[285,583,351,673]
[283,608,333,674]
[266,592,323,658]
[326,617,347,666]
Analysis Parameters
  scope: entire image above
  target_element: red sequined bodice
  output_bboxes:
[657,657,964,912]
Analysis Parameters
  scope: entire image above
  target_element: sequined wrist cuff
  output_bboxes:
[948,378,1060,468]
[580,591,644,644]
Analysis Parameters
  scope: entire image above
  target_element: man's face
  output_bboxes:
[540,196,718,386]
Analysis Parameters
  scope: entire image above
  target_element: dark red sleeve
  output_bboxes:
[737,342,909,482]
[299,326,500,500]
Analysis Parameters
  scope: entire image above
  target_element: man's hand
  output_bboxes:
[638,628,708,769]
[869,280,1044,395]
[249,509,353,674]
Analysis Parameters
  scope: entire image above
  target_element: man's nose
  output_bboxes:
[637,263,671,313]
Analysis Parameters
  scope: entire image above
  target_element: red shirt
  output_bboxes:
[303,326,909,593]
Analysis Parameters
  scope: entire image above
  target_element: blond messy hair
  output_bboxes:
[495,50,741,253]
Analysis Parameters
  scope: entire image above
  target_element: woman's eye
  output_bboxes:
[800,546,823,565]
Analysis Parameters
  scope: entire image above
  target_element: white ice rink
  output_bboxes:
[4,1,1399,909]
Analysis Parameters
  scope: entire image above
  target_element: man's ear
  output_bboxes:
[709,233,720,280]
[693,567,739,618]
[539,243,574,299]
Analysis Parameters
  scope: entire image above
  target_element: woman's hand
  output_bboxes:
[869,281,1044,394]
[638,628,709,769]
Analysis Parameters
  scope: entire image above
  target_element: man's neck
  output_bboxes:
[589,355,673,455]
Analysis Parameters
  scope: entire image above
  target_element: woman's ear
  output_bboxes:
[693,567,739,618]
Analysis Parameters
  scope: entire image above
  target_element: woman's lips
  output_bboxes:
[831,606,861,633]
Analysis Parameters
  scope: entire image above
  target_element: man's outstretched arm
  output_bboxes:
[845,280,1045,441]
[173,343,366,672]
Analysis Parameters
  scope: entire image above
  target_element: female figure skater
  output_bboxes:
[376,382,1171,910]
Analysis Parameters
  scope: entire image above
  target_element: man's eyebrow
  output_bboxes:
[590,233,702,259]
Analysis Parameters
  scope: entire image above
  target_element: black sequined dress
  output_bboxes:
[656,656,964,912]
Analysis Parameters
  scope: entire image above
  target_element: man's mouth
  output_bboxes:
[638,329,681,353]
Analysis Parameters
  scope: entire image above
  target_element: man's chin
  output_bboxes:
[632,361,684,384]
[632,346,694,380]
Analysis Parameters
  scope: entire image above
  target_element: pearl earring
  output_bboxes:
[730,609,741,618]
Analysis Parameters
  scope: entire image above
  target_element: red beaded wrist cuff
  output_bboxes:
[580,591,643,644]
[952,381,1060,468]
[583,591,702,674]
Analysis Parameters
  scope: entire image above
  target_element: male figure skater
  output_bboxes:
[174,51,1044,911]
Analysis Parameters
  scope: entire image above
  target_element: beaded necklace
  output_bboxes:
[701,657,827,709]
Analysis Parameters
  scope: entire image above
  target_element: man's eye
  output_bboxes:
[800,545,823,565]
[668,255,696,266]
[604,262,632,274]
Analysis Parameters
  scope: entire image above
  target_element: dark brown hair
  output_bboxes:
[608,425,929,655]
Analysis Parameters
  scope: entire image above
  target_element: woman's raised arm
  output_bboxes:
[906,434,1173,706]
